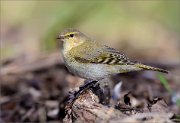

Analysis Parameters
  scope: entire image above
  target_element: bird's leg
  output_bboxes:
[80,79,99,90]
[91,80,111,105]
[66,80,98,108]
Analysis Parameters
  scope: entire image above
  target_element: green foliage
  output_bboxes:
[157,73,172,94]
[157,74,180,108]
[41,1,180,51]
[1,1,180,57]
[42,2,101,51]
[177,98,180,107]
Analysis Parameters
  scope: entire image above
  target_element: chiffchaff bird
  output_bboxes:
[57,28,168,81]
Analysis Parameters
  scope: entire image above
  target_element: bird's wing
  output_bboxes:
[74,45,135,65]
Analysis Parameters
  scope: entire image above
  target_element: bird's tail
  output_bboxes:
[135,63,168,73]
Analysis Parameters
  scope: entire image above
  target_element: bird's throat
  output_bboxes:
[62,40,84,55]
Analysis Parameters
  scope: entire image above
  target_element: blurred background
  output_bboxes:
[1,1,180,62]
[0,1,180,122]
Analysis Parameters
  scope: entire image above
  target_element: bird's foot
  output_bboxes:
[66,80,98,109]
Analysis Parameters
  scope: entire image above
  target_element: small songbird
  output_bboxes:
[57,28,168,81]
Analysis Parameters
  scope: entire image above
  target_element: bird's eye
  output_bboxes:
[69,34,74,37]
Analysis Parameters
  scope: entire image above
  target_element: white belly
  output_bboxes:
[66,62,111,80]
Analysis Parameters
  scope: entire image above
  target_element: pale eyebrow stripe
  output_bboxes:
[65,32,78,36]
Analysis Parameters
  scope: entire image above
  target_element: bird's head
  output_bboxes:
[57,28,88,43]
[57,28,88,53]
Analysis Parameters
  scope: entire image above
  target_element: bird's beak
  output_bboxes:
[56,35,64,40]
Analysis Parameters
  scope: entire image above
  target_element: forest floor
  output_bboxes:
[0,52,180,123]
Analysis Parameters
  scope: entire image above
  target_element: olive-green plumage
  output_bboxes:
[57,28,168,80]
